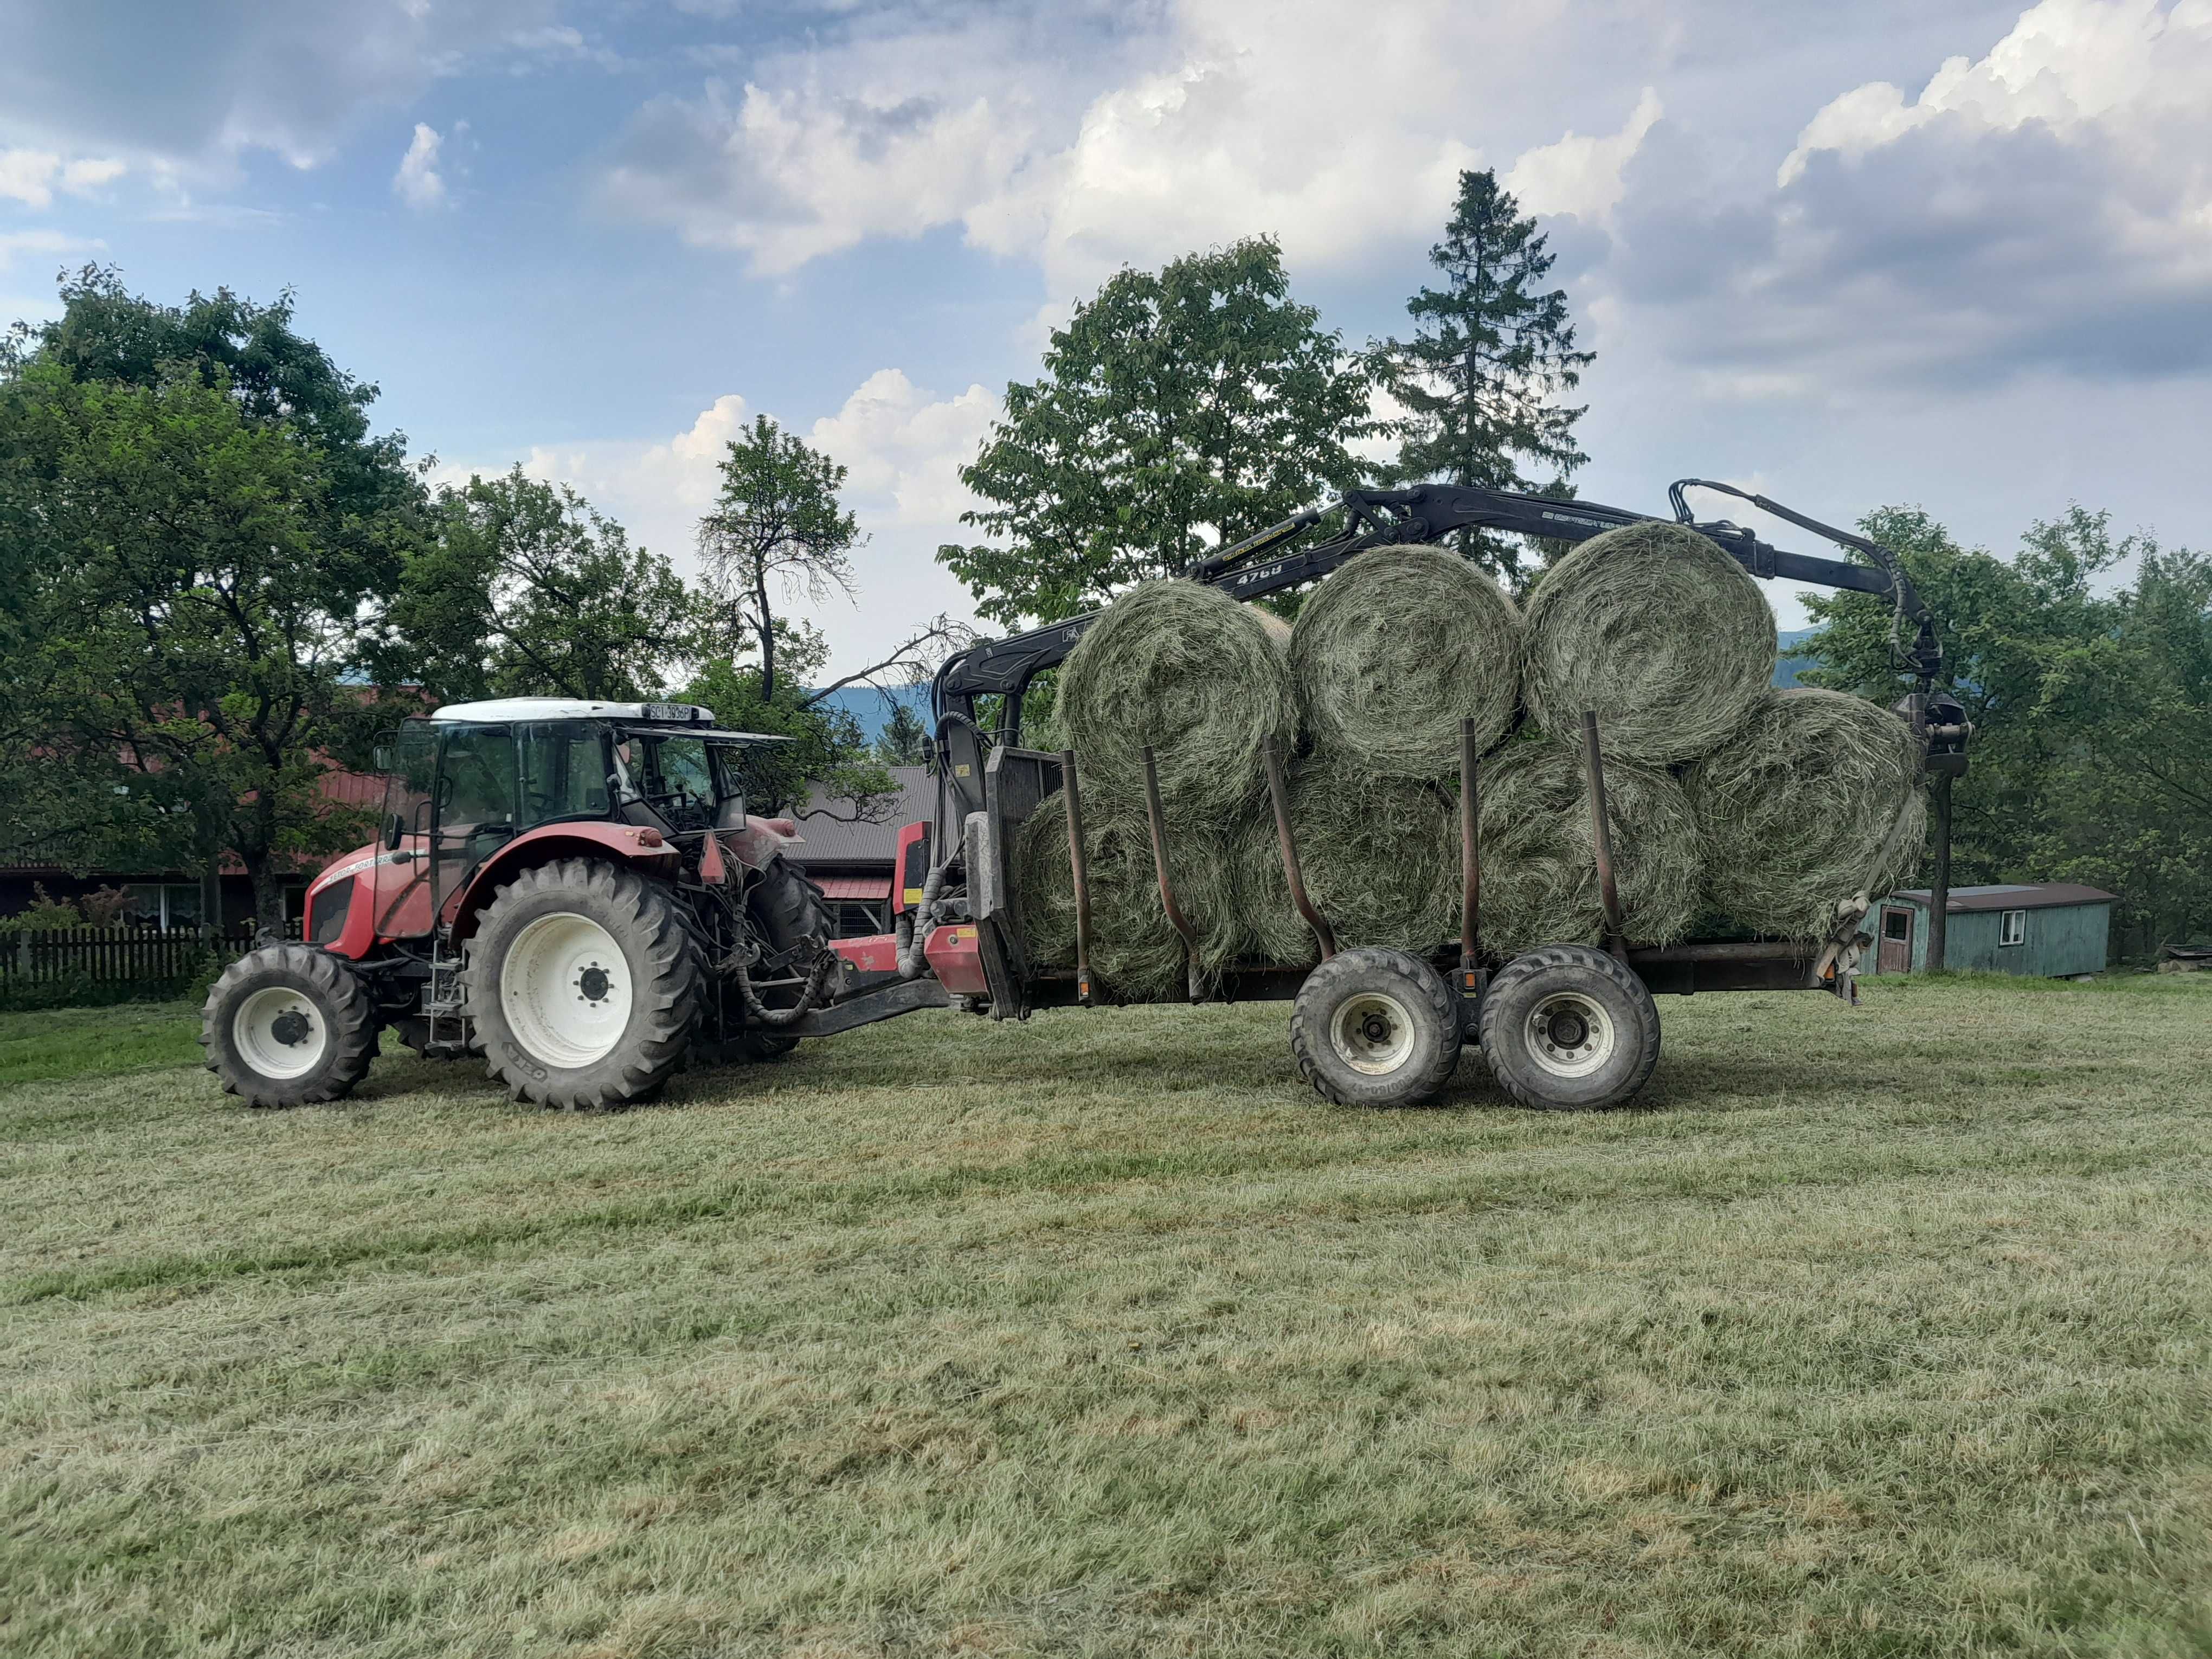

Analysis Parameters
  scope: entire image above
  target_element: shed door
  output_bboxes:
[1877,906,1914,973]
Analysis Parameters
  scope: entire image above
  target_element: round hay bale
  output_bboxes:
[1012,792,1246,1000]
[1684,688,1926,939]
[1240,757,1460,961]
[1059,580,1294,821]
[1290,544,1521,777]
[1522,520,1776,763]
[1474,739,1702,955]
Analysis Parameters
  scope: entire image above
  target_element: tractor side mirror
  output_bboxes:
[372,744,394,774]
[383,813,404,852]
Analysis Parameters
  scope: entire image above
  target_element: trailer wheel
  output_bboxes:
[1477,944,1660,1110]
[201,943,380,1109]
[464,858,704,1110]
[1290,947,1462,1108]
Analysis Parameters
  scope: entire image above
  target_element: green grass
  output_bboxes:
[3,974,2210,1658]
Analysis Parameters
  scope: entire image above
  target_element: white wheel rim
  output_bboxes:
[234,985,330,1081]
[499,912,632,1069]
[1330,990,1416,1076]
[1526,991,1616,1078]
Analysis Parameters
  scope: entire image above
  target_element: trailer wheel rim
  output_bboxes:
[1526,991,1616,1078]
[1330,990,1416,1076]
[234,986,328,1081]
[500,912,631,1069]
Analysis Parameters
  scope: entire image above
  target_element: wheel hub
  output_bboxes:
[1330,990,1416,1077]
[233,986,330,1081]
[500,911,632,1069]
[1526,992,1617,1079]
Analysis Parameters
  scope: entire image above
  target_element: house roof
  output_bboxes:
[1889,883,2115,914]
[785,766,935,866]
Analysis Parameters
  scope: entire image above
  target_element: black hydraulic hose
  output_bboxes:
[895,859,949,980]
[726,945,839,1028]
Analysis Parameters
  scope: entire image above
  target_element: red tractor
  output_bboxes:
[201,698,893,1110]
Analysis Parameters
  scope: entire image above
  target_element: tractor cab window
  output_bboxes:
[518,722,611,826]
[626,732,721,832]
[433,723,518,911]
[383,720,438,845]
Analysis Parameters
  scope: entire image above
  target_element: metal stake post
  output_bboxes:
[1580,711,1628,960]
[1458,716,1487,1003]
[1262,738,1336,962]
[1139,746,1203,1001]
[1058,750,1095,1006]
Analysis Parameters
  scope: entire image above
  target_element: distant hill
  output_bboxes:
[807,683,933,745]
[1775,627,1824,689]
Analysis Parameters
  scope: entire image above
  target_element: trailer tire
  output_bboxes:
[1291,947,1462,1108]
[1477,944,1660,1110]
[201,943,380,1108]
[465,858,704,1110]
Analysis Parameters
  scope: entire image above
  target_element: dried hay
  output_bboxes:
[1239,757,1461,963]
[1058,580,1294,822]
[1011,792,1248,1000]
[1289,545,1522,776]
[1684,688,1926,939]
[1522,520,1776,764]
[1473,738,1703,955]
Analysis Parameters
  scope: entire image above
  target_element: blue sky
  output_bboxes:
[5,0,2207,674]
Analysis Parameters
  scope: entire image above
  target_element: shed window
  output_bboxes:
[1883,910,1911,941]
[1999,908,2027,946]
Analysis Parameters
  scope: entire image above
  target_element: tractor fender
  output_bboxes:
[446,824,680,943]
[719,816,801,875]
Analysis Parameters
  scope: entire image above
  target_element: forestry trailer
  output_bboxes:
[203,481,1967,1115]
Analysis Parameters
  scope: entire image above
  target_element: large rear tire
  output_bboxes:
[1290,946,1462,1108]
[1477,944,1661,1110]
[465,858,704,1110]
[201,944,380,1108]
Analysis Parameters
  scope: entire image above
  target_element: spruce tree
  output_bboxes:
[1373,170,1593,579]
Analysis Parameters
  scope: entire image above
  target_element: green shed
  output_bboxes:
[1870,883,2114,978]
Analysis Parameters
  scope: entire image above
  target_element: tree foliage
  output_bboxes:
[381,467,703,704]
[1369,170,1592,578]
[1805,505,2212,953]
[940,237,1373,627]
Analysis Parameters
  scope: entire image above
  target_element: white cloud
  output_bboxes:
[602,0,1655,292]
[1503,88,1662,224]
[0,147,126,208]
[473,377,992,676]
[1778,0,2211,185]
[0,228,102,271]
[392,123,447,209]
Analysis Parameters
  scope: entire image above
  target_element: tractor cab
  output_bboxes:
[309,698,787,955]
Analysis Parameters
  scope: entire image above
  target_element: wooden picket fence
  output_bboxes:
[0,922,299,987]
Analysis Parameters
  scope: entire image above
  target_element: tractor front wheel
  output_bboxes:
[201,943,380,1108]
[465,858,704,1110]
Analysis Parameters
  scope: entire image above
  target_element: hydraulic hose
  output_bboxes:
[726,944,839,1028]
[895,860,950,980]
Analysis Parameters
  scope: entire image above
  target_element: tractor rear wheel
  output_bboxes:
[1476,944,1661,1110]
[465,857,704,1110]
[1290,947,1462,1108]
[201,943,380,1108]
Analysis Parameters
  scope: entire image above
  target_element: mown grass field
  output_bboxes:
[4,973,2210,1658]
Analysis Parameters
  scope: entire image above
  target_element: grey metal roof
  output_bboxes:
[1889,883,2115,914]
[785,766,935,866]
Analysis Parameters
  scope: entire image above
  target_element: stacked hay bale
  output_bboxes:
[1014,519,1924,998]
[1682,687,1926,938]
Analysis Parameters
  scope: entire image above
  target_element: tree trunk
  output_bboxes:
[199,851,223,944]
[1928,771,1953,972]
[756,571,776,703]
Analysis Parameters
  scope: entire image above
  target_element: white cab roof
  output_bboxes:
[430,697,708,723]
